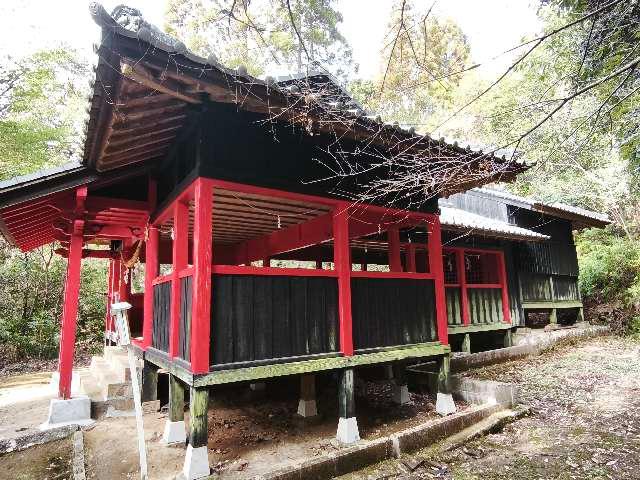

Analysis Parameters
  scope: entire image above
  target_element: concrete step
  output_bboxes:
[104,381,132,399]
[103,346,127,363]
[78,371,105,402]
[439,406,530,452]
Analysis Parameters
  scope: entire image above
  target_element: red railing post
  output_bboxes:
[456,249,471,326]
[497,251,512,323]
[58,218,84,399]
[387,227,402,272]
[190,179,213,373]
[428,216,449,345]
[333,204,353,356]
[142,225,159,349]
[169,200,189,357]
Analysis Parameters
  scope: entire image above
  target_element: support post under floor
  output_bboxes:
[163,374,186,445]
[436,354,456,415]
[182,386,210,480]
[336,368,359,444]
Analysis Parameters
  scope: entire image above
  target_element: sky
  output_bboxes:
[0,1,541,79]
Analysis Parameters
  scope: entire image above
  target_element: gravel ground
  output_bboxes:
[340,335,640,480]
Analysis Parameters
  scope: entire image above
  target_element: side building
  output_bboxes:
[438,188,610,352]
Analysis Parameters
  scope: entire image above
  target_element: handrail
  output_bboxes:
[211,265,338,277]
[152,274,172,285]
[351,271,435,280]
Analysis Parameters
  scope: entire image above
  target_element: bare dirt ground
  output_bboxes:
[83,374,467,479]
[340,336,640,479]
[0,437,73,480]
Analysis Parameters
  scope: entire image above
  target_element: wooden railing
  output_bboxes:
[151,278,171,352]
[209,271,339,367]
[351,276,437,350]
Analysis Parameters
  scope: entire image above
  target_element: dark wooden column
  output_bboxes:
[435,354,456,415]
[338,368,355,419]
[188,386,209,449]
[141,361,159,403]
[169,374,185,424]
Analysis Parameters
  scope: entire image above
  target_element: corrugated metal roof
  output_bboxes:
[439,205,550,241]
[472,187,610,224]
[0,162,84,190]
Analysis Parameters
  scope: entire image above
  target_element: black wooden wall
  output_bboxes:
[178,276,192,362]
[351,278,437,350]
[210,275,339,366]
[152,281,171,352]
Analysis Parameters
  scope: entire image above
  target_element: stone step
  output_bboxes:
[438,406,530,452]
[78,371,105,402]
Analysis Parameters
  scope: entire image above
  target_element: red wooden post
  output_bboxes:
[190,179,214,373]
[456,249,471,326]
[142,225,159,349]
[58,219,84,399]
[105,259,114,337]
[407,244,417,273]
[333,204,353,356]
[428,216,449,345]
[497,252,512,323]
[387,227,402,272]
[263,257,271,267]
[170,200,189,357]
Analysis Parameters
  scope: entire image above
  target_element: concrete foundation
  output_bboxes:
[336,416,360,444]
[435,392,457,416]
[182,444,210,480]
[40,396,94,430]
[392,384,410,405]
[297,399,318,418]
[162,420,186,445]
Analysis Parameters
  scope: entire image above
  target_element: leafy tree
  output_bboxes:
[0,48,89,179]
[350,1,470,126]
[164,0,354,78]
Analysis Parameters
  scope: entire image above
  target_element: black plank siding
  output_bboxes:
[351,278,437,350]
[178,276,192,361]
[152,281,171,352]
[210,275,339,366]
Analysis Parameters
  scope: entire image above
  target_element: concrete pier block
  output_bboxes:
[336,416,360,444]
[182,444,210,479]
[436,392,457,415]
[40,396,94,430]
[162,420,186,445]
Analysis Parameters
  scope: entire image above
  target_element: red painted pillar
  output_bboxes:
[170,200,189,357]
[387,227,402,272]
[407,244,417,273]
[428,216,449,345]
[105,259,114,336]
[497,252,512,323]
[58,219,84,399]
[456,249,471,326]
[190,179,213,373]
[142,226,159,349]
[333,205,353,356]
[263,257,271,267]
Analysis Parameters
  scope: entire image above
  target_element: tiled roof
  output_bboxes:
[439,205,550,241]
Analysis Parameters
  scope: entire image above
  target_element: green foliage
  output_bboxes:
[0,241,107,363]
[576,228,640,305]
[0,47,89,180]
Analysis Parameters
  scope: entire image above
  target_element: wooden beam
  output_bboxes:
[190,179,213,373]
[333,204,353,356]
[428,217,449,346]
[58,218,84,399]
[121,61,200,105]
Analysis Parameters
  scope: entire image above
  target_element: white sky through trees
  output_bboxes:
[0,0,540,80]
